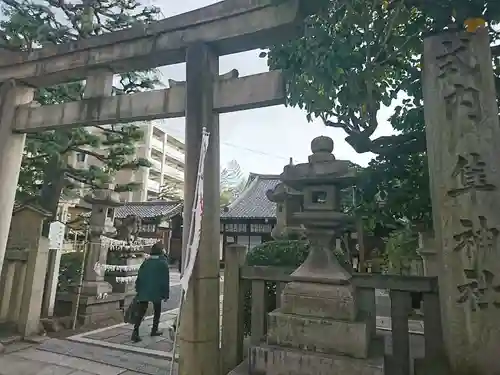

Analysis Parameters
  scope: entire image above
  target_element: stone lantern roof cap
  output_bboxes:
[84,182,122,207]
[281,136,357,188]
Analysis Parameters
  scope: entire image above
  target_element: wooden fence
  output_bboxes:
[220,244,447,375]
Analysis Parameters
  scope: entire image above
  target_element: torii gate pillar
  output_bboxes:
[0,81,34,274]
[179,43,221,375]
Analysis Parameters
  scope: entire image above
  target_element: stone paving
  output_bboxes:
[69,309,179,359]
[0,271,425,374]
[0,338,175,375]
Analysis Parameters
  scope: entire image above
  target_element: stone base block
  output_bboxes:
[267,310,370,359]
[249,344,384,375]
[280,281,356,320]
[54,292,124,326]
[77,297,123,326]
[79,280,113,297]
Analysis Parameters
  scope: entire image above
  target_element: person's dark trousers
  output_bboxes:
[131,301,163,342]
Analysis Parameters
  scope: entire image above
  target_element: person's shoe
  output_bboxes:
[131,330,142,343]
[151,329,163,337]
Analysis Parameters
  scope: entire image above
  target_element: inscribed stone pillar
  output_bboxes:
[179,43,220,375]
[0,81,34,275]
[423,28,500,374]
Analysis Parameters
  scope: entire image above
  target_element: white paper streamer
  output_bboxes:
[115,276,137,284]
[93,262,141,276]
[180,129,210,298]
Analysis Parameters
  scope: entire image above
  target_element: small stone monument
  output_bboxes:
[249,136,384,375]
[266,182,303,240]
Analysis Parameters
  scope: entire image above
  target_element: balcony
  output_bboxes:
[163,164,184,182]
[151,137,164,152]
[147,179,160,192]
[164,146,185,164]
[149,158,162,172]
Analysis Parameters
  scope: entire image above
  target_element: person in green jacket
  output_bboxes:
[131,242,170,342]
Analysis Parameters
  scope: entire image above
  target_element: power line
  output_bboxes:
[159,125,299,163]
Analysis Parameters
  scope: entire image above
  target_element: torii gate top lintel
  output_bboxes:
[0,0,315,88]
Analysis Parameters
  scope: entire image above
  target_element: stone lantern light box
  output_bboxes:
[84,181,122,237]
[281,136,356,231]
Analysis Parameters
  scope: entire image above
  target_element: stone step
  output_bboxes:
[249,343,384,375]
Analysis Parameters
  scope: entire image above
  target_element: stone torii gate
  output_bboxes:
[0,1,315,374]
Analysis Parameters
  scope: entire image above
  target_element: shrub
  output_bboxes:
[384,227,420,275]
[58,252,84,293]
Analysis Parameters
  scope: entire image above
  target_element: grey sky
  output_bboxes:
[154,0,395,175]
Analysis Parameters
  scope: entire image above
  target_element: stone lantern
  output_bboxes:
[249,136,384,375]
[265,182,303,240]
[280,135,355,282]
[80,181,122,298]
[84,181,122,238]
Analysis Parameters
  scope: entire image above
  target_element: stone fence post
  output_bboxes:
[220,244,247,375]
[19,237,50,336]
[416,230,437,277]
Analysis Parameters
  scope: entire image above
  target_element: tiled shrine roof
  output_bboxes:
[221,173,280,220]
[13,200,52,217]
[115,201,183,219]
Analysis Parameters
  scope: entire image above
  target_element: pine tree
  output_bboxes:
[159,159,247,206]
[220,159,246,204]
[0,0,162,224]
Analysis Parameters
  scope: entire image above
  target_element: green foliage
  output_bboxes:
[246,239,310,268]
[1,0,161,215]
[384,226,419,275]
[57,252,84,293]
[265,0,500,230]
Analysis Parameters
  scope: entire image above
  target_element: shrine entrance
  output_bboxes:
[0,1,315,374]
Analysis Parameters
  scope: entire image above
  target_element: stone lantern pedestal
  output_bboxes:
[249,137,383,375]
[60,182,124,325]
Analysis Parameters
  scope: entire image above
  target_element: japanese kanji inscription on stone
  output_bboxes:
[447,153,496,198]
[424,27,500,372]
[436,35,482,122]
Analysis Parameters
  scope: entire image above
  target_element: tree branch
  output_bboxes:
[345,131,426,155]
[322,117,353,134]
[72,147,108,163]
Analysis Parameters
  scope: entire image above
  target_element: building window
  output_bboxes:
[250,224,272,233]
[76,153,86,162]
[225,223,247,233]
[141,224,156,232]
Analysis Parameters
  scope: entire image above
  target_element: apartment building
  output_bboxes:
[117,123,185,202]
[68,122,185,203]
